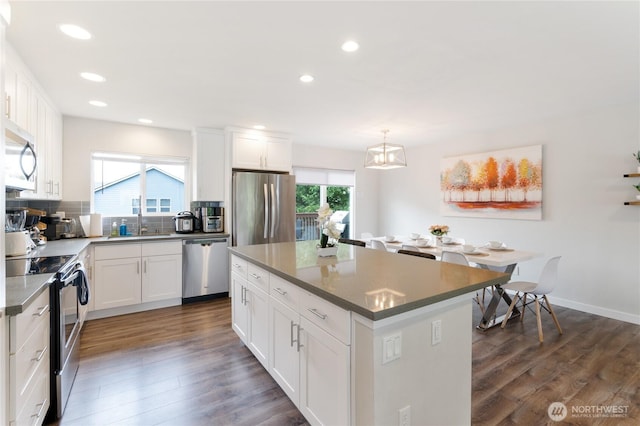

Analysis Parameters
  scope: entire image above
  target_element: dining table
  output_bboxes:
[367,235,542,330]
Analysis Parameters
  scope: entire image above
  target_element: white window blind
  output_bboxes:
[293,167,355,186]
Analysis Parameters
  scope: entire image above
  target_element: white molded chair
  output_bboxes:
[401,244,420,252]
[371,240,387,251]
[441,251,491,314]
[500,256,563,343]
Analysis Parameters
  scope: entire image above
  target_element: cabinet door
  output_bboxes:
[193,129,225,200]
[47,103,63,199]
[15,70,32,131]
[231,273,248,343]
[5,60,17,122]
[94,258,142,310]
[299,317,350,426]
[141,254,182,302]
[247,283,269,368]
[269,297,300,406]
[232,134,264,169]
[264,136,292,172]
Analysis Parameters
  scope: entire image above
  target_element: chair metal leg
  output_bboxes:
[501,291,520,329]
[544,295,563,335]
[535,296,543,343]
[520,293,527,323]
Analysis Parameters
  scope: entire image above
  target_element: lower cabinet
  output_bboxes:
[7,288,50,426]
[93,241,182,313]
[232,259,351,426]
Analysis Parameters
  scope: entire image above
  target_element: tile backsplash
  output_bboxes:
[6,200,176,236]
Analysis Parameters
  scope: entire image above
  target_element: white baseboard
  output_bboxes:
[546,296,640,325]
[86,298,182,320]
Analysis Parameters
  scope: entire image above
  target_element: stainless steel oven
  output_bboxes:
[49,257,89,420]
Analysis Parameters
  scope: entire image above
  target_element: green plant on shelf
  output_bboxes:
[634,151,640,164]
[633,183,640,192]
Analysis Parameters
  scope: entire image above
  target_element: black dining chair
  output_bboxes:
[338,238,366,247]
[397,249,436,260]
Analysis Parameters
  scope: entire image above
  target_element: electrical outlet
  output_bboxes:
[382,332,402,364]
[399,405,411,426]
[432,319,442,345]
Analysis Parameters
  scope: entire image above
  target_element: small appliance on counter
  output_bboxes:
[191,201,224,233]
[5,208,37,256]
[41,215,78,240]
[173,211,196,233]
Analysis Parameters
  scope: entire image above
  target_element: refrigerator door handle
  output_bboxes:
[270,183,276,238]
[263,183,269,239]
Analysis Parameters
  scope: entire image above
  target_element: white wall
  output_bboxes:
[63,116,192,201]
[292,143,379,239]
[378,103,640,324]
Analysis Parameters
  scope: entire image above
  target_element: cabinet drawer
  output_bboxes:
[14,357,49,426]
[230,255,248,279]
[247,263,269,293]
[12,314,49,412]
[95,243,141,260]
[10,289,49,354]
[300,291,351,345]
[270,274,300,311]
[141,240,182,256]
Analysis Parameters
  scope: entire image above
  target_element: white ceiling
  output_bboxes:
[5,1,639,150]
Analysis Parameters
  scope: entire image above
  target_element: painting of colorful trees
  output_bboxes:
[440,145,542,220]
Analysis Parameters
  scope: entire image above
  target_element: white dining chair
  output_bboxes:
[440,251,491,315]
[500,256,563,343]
[401,244,420,252]
[371,240,387,251]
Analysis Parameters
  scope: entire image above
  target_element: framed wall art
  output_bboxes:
[440,145,542,220]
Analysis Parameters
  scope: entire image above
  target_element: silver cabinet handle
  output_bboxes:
[33,306,48,317]
[250,273,261,280]
[137,260,140,274]
[296,324,303,352]
[290,320,295,347]
[144,259,147,274]
[307,308,327,320]
[32,347,47,362]
[31,399,48,419]
[274,287,287,296]
[232,263,243,270]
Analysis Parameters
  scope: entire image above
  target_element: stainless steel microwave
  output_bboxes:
[4,120,36,191]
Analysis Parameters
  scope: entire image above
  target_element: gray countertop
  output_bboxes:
[230,240,511,321]
[4,232,230,316]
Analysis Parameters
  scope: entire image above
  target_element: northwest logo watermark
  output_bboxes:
[548,402,629,421]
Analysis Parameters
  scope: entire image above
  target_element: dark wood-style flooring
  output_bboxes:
[51,297,639,425]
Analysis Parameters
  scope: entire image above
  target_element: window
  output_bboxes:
[92,153,188,216]
[293,167,355,241]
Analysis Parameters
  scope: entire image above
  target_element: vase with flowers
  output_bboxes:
[316,203,342,256]
[633,183,640,200]
[429,224,450,245]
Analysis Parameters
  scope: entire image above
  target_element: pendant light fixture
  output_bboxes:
[364,129,407,169]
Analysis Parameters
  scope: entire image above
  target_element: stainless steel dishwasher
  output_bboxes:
[182,236,229,301]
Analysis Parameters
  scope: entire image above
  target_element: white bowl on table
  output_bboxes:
[488,240,505,249]
[385,235,396,242]
[415,239,433,248]
[409,232,421,240]
[462,244,477,254]
[441,236,453,244]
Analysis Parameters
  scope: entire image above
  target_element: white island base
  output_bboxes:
[352,294,472,425]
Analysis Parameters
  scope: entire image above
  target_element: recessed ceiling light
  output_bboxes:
[300,74,314,83]
[138,118,153,124]
[253,125,266,130]
[59,24,92,40]
[341,40,359,52]
[80,72,106,82]
[88,100,107,107]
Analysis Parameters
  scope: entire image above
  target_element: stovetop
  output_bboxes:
[5,255,75,278]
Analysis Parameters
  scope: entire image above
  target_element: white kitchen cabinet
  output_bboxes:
[7,289,50,426]
[231,257,351,426]
[93,241,182,313]
[192,128,225,201]
[230,131,292,172]
[230,255,270,368]
[299,316,350,426]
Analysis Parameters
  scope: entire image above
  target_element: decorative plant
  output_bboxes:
[633,183,640,192]
[429,224,450,237]
[317,203,342,248]
[634,151,640,164]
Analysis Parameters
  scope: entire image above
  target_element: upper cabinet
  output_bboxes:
[5,43,63,200]
[229,129,292,172]
[192,128,225,201]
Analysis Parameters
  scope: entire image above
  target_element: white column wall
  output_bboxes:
[377,103,640,323]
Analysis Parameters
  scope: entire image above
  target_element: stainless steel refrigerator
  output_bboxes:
[232,171,296,246]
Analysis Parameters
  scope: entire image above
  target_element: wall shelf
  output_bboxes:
[624,201,640,206]
[623,173,640,178]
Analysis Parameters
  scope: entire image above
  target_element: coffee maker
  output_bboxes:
[191,201,224,233]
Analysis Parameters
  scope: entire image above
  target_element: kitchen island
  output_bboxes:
[229,240,510,426]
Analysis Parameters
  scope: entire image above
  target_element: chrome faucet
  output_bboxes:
[137,195,147,235]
